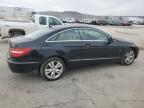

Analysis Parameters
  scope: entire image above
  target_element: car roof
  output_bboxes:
[50,24,97,31]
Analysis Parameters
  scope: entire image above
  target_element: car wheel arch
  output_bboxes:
[129,47,138,58]
[38,56,67,72]
[9,29,25,36]
[122,47,137,59]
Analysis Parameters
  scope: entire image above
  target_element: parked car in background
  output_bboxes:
[83,19,92,24]
[107,21,122,26]
[91,20,108,26]
[107,21,132,26]
[121,21,132,26]
[7,24,139,81]
[0,14,63,39]
[137,22,144,25]
[91,20,97,25]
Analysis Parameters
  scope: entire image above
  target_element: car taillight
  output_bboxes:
[9,48,31,58]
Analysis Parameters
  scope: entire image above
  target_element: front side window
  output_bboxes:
[79,29,108,41]
[49,17,62,26]
[49,29,81,41]
[39,17,47,25]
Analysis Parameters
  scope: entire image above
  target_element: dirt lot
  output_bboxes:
[0,25,144,108]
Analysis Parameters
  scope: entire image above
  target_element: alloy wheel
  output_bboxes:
[124,50,135,65]
[44,61,63,79]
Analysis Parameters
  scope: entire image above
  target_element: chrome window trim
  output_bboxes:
[69,57,121,62]
[45,27,110,43]
[45,28,80,42]
[46,40,109,43]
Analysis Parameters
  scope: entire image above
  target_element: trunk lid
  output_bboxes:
[9,36,33,48]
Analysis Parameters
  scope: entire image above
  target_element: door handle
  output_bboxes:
[84,44,91,48]
[85,44,91,46]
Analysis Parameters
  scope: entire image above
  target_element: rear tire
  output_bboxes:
[11,32,23,37]
[40,57,66,81]
[120,48,135,65]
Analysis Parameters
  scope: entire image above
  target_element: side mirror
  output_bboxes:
[110,37,113,42]
[107,37,113,44]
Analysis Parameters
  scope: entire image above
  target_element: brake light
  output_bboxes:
[9,48,31,58]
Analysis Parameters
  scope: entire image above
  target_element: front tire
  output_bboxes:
[40,57,66,81]
[120,48,135,65]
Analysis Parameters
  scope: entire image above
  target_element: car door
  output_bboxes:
[45,29,82,61]
[79,28,120,61]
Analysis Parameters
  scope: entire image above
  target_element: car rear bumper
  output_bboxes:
[7,59,40,73]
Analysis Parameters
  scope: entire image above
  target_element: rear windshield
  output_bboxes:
[25,28,53,40]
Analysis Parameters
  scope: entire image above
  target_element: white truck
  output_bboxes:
[0,14,63,39]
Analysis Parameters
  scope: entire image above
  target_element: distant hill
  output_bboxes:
[39,11,144,22]
[39,11,105,20]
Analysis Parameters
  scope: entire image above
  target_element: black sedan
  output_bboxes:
[7,25,139,81]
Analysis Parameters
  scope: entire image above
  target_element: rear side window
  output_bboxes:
[49,29,81,41]
[25,28,52,40]
[79,29,108,41]
[39,17,47,25]
[49,17,62,26]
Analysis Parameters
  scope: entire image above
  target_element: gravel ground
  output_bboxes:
[0,25,144,108]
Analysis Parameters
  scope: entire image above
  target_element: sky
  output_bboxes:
[0,0,143,16]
